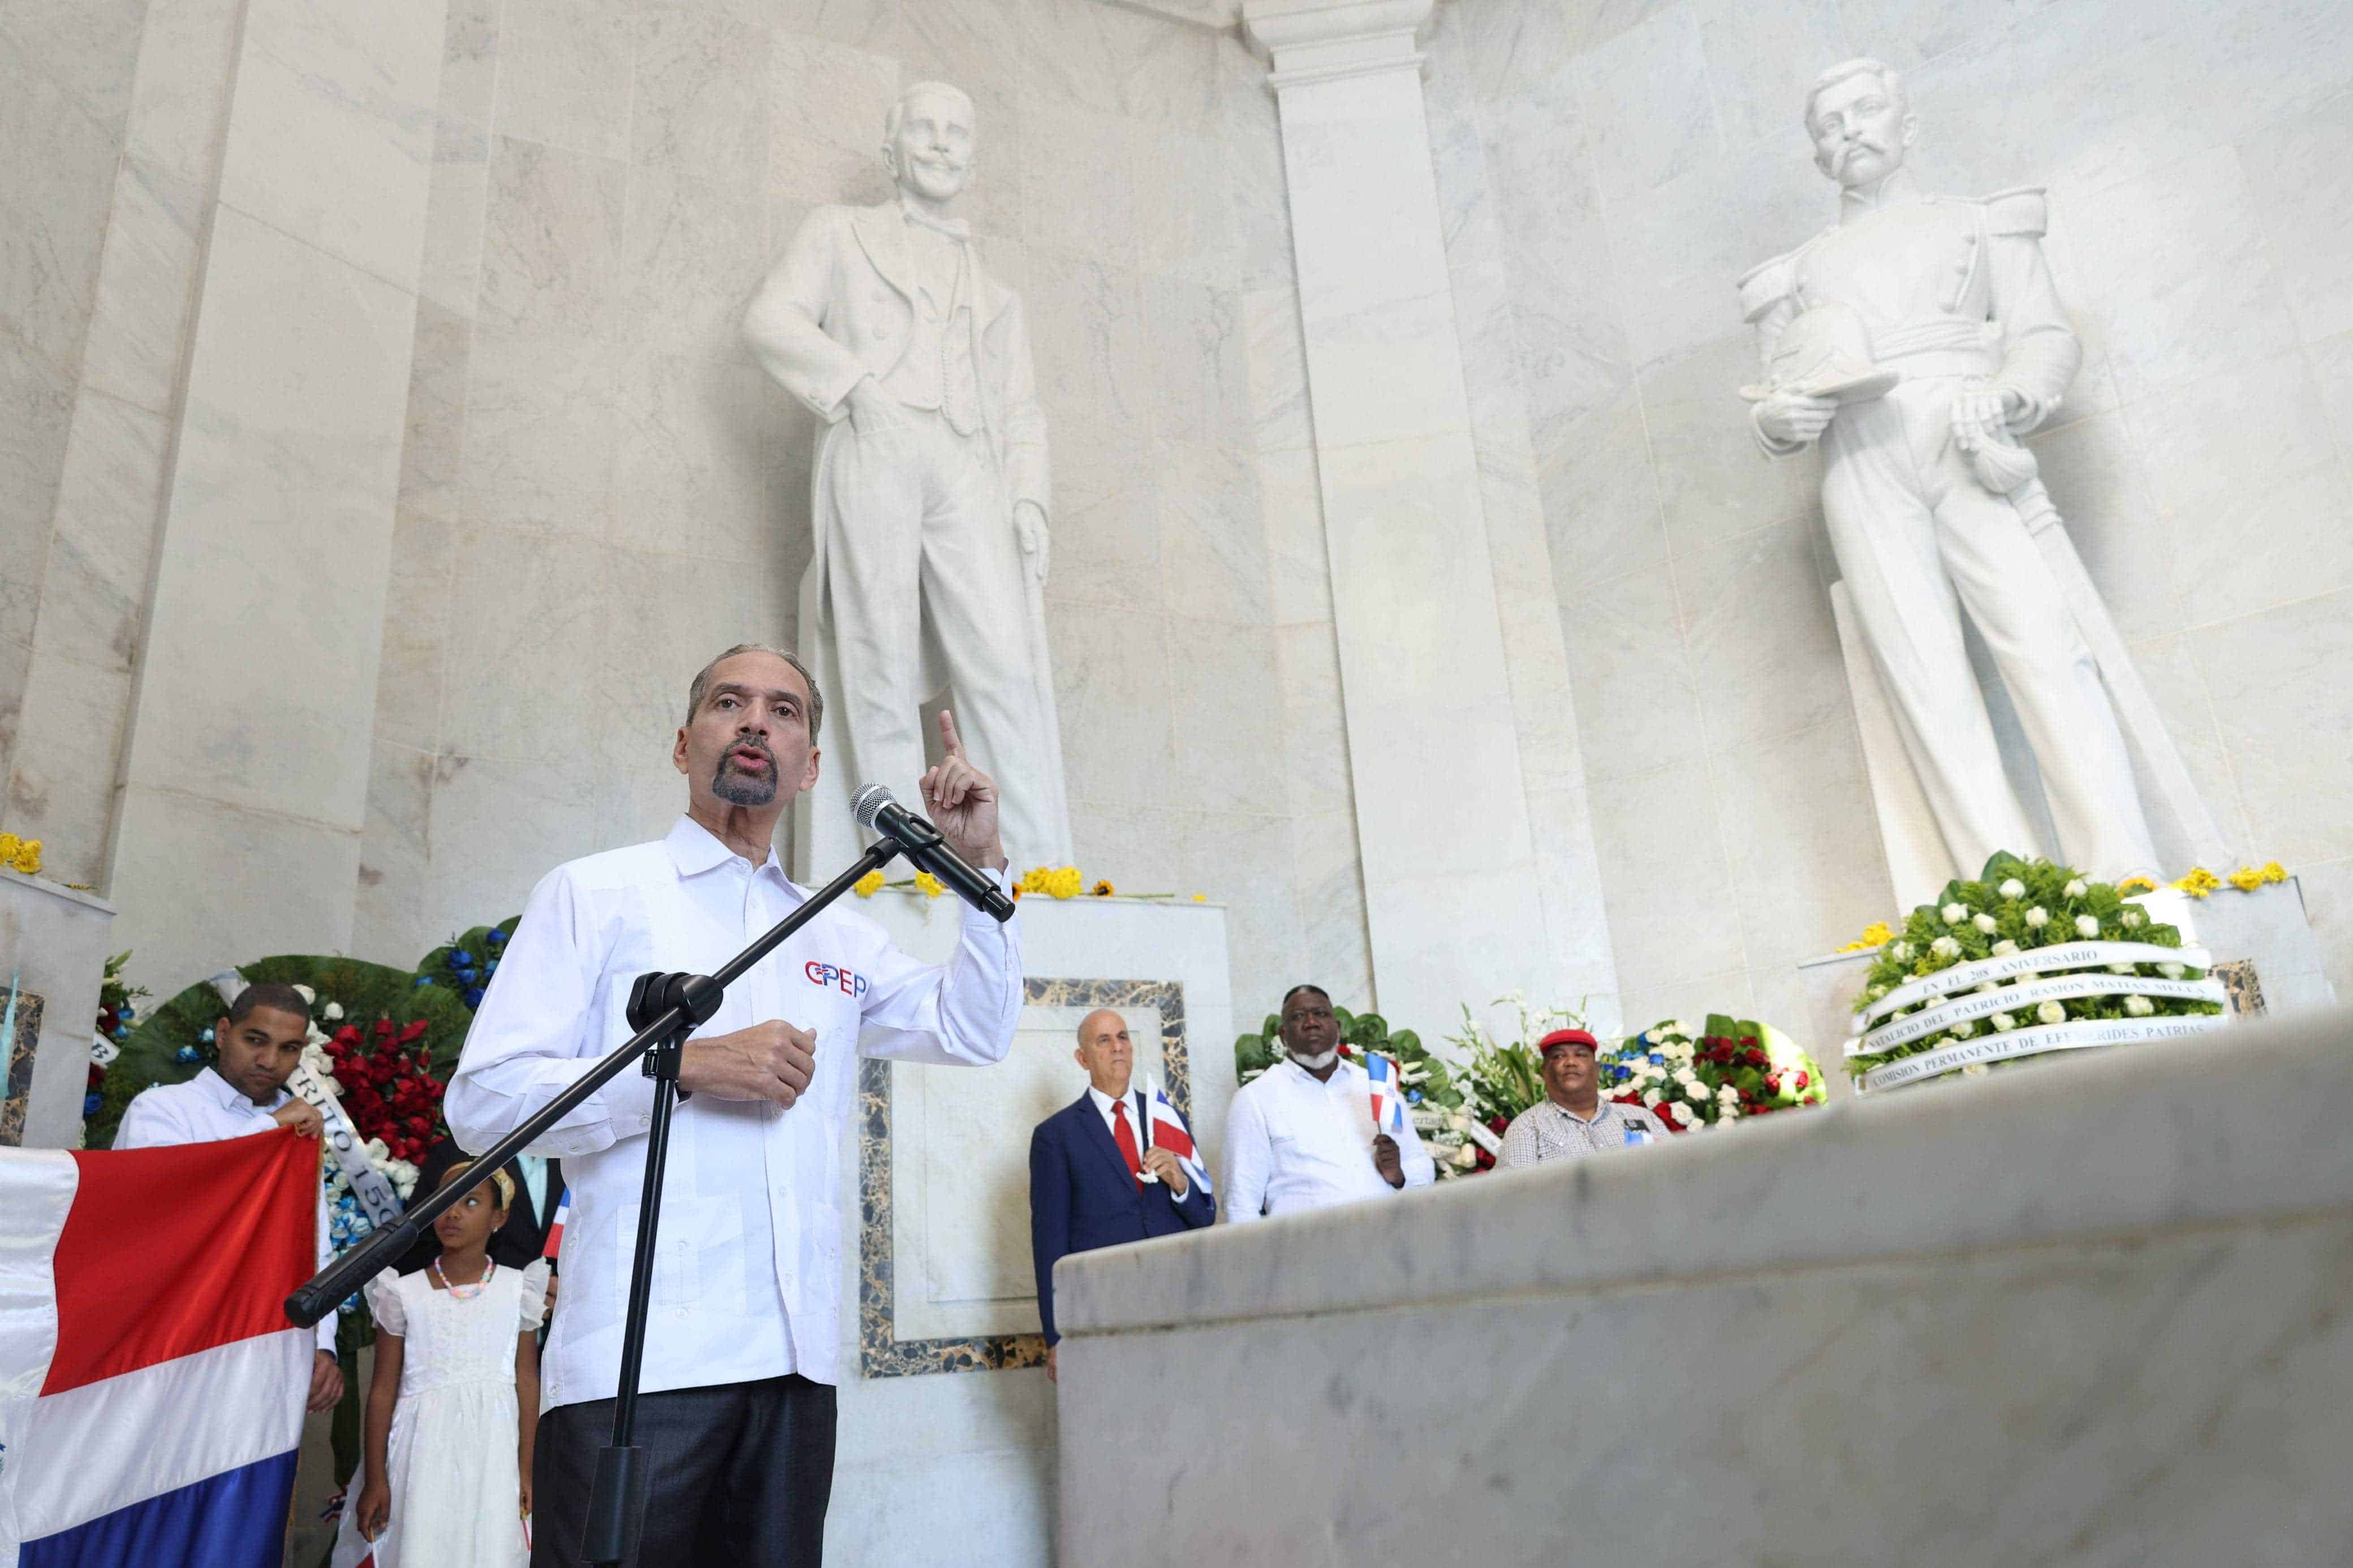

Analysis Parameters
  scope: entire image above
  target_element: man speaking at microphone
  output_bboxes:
[446,642,1020,1568]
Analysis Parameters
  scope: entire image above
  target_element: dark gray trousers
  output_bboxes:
[531,1373,837,1568]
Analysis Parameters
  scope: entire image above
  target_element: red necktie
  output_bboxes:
[1111,1099,1144,1190]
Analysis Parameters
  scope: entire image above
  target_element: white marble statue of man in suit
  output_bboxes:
[1739,58,2161,882]
[744,80,1072,870]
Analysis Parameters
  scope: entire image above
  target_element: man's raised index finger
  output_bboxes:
[937,709,965,758]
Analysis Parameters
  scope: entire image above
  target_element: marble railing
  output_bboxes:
[1053,1009,2353,1566]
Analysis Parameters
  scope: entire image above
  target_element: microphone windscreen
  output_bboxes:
[851,784,895,830]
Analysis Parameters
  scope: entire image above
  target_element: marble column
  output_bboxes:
[1242,0,1571,1035]
[107,0,446,995]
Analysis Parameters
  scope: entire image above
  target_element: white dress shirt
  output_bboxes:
[1085,1083,1190,1206]
[1222,1057,1436,1223]
[444,816,1021,1409]
[115,1066,339,1353]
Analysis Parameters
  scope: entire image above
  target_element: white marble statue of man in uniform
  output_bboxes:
[1739,58,2160,881]
[744,81,1073,870]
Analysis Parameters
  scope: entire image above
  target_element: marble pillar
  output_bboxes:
[107,0,446,996]
[1242,0,1571,1036]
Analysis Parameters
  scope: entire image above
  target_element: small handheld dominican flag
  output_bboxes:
[1143,1082,1212,1196]
[1364,1052,1408,1137]
[542,1187,570,1260]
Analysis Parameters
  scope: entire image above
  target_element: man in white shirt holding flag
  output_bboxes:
[1222,984,1436,1222]
[446,643,1022,1568]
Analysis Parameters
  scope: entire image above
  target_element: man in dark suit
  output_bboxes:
[395,1137,563,1275]
[1029,1008,1214,1381]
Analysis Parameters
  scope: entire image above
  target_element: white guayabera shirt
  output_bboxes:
[1222,1057,1436,1221]
[446,816,1021,1409]
[115,1066,341,1353]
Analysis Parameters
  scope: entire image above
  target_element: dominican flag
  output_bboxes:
[1363,1052,1407,1136]
[1143,1082,1210,1196]
[0,1128,318,1567]
[542,1186,570,1260]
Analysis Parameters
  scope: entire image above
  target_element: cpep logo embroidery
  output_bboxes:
[805,961,869,999]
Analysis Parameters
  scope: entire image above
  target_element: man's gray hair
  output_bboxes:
[685,643,824,738]
[885,80,976,140]
[1804,57,1904,131]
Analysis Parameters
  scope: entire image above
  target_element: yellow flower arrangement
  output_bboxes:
[2172,866,2221,899]
[913,870,945,899]
[2227,865,2266,893]
[1838,920,1895,953]
[1045,866,1083,899]
[1019,867,1052,894]
[0,835,40,876]
[853,869,886,897]
[1090,879,1114,897]
[2117,873,2159,894]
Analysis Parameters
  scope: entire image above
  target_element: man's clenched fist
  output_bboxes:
[680,1020,817,1108]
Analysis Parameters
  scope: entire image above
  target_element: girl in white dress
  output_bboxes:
[356,1161,547,1566]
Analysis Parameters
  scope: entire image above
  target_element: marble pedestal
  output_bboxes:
[0,869,117,1148]
[1796,878,2335,1096]
[822,893,1232,1568]
[1053,1006,2353,1567]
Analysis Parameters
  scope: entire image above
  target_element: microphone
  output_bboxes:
[851,785,1017,923]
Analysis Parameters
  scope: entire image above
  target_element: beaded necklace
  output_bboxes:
[431,1256,496,1301]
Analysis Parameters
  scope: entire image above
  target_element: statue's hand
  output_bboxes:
[1950,386,2026,452]
[1754,389,1837,447]
[844,378,904,438]
[1014,500,1049,584]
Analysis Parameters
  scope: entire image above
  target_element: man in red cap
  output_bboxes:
[1498,1028,1669,1168]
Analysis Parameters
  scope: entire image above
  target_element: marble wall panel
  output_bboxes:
[1678,520,1848,750]
[1167,619,1281,819]
[1018,101,1140,263]
[422,750,602,933]
[1242,286,1312,458]
[1692,0,1845,155]
[1637,332,1820,559]
[478,135,628,336]
[369,509,459,757]
[608,348,796,561]
[767,34,900,209]
[1042,418,1160,612]
[1288,806,1373,1012]
[2192,589,2353,868]
[2069,146,2303,406]
[1068,801,1188,893]
[1273,620,1350,821]
[1141,275,1247,451]
[438,0,500,130]
[1536,394,1666,586]
[1180,810,1301,1021]
[0,348,77,645]
[1026,248,1151,438]
[0,37,119,376]
[437,528,607,770]
[2023,408,2181,634]
[351,740,437,964]
[417,119,493,321]
[1046,601,1175,811]
[1587,757,1742,992]
[1015,0,1215,130]
[396,300,470,524]
[1576,1,1721,211]
[1154,441,1266,625]
[77,159,204,417]
[124,207,418,831]
[4,648,133,887]
[2242,93,2353,345]
[629,7,772,198]
[2117,631,2253,854]
[1559,566,1705,787]
[2127,349,2350,627]
[216,0,444,293]
[460,326,625,536]
[1132,128,1236,285]
[0,0,150,132]
[33,391,170,676]
[113,788,364,982]
[495,0,634,162]
[123,0,242,185]
[1716,718,1889,968]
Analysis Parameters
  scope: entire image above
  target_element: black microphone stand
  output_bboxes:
[285,835,918,1565]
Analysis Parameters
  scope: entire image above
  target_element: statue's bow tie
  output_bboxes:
[902,206,971,241]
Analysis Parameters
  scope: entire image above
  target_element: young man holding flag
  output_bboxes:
[1028,1009,1214,1381]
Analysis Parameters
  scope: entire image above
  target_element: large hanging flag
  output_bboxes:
[1141,1082,1211,1197]
[0,1128,317,1567]
[1363,1052,1408,1137]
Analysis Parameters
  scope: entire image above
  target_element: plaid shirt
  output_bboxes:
[1498,1098,1670,1168]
